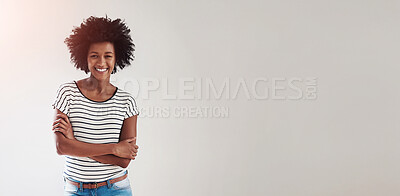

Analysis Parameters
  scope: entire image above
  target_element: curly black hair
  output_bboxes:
[64,16,135,74]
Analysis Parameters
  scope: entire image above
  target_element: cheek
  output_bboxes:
[87,58,95,67]
[107,59,116,67]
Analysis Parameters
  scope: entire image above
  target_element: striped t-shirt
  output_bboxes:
[52,81,139,182]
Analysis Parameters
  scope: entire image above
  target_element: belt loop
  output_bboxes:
[107,179,111,189]
[79,181,83,192]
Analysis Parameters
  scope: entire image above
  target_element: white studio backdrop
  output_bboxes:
[0,0,399,195]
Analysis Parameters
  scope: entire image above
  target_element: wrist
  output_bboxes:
[111,143,118,155]
[65,136,76,141]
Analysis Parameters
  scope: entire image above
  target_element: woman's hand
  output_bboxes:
[53,113,75,140]
[114,138,139,159]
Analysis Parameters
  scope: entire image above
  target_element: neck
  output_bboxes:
[86,75,111,93]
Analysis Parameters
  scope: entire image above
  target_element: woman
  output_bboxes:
[52,16,139,196]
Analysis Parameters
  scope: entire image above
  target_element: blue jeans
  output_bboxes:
[63,172,132,196]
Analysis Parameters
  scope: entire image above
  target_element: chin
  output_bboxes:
[91,73,111,80]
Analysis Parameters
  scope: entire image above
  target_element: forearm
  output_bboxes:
[90,155,131,168]
[55,132,116,157]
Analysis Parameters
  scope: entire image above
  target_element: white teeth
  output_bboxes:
[96,68,108,72]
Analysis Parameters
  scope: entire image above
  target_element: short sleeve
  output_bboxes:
[52,83,71,115]
[124,95,139,119]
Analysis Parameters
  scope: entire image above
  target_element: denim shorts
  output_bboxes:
[63,171,132,196]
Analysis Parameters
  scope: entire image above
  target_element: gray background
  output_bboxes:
[0,0,399,195]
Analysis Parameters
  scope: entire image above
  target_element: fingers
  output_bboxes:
[53,123,67,131]
[130,145,138,157]
[53,114,71,131]
[123,152,136,159]
[52,114,71,134]
[52,116,70,137]
[56,113,71,125]
[53,123,68,137]
[53,117,69,130]
[54,127,67,136]
[52,118,61,126]
[131,153,137,159]
[53,118,68,127]
[131,144,139,152]
[128,144,139,159]
[123,137,136,143]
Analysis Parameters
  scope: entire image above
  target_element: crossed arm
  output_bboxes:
[52,109,138,168]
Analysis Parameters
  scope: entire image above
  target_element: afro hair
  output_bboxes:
[64,16,135,74]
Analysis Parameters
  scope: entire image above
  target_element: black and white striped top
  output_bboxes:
[52,81,139,182]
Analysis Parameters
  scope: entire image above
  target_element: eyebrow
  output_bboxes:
[89,51,114,54]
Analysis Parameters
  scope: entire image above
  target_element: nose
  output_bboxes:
[98,56,106,66]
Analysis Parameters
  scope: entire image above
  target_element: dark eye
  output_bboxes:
[90,55,98,58]
[105,55,112,58]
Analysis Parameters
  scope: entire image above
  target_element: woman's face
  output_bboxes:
[87,42,115,80]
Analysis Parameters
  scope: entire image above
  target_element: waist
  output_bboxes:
[64,171,128,189]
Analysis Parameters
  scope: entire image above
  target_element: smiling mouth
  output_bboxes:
[95,68,108,72]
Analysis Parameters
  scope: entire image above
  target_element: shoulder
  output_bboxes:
[116,88,138,106]
[116,88,140,117]
[53,81,79,100]
[56,81,76,91]
[52,81,76,113]
[116,88,134,99]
